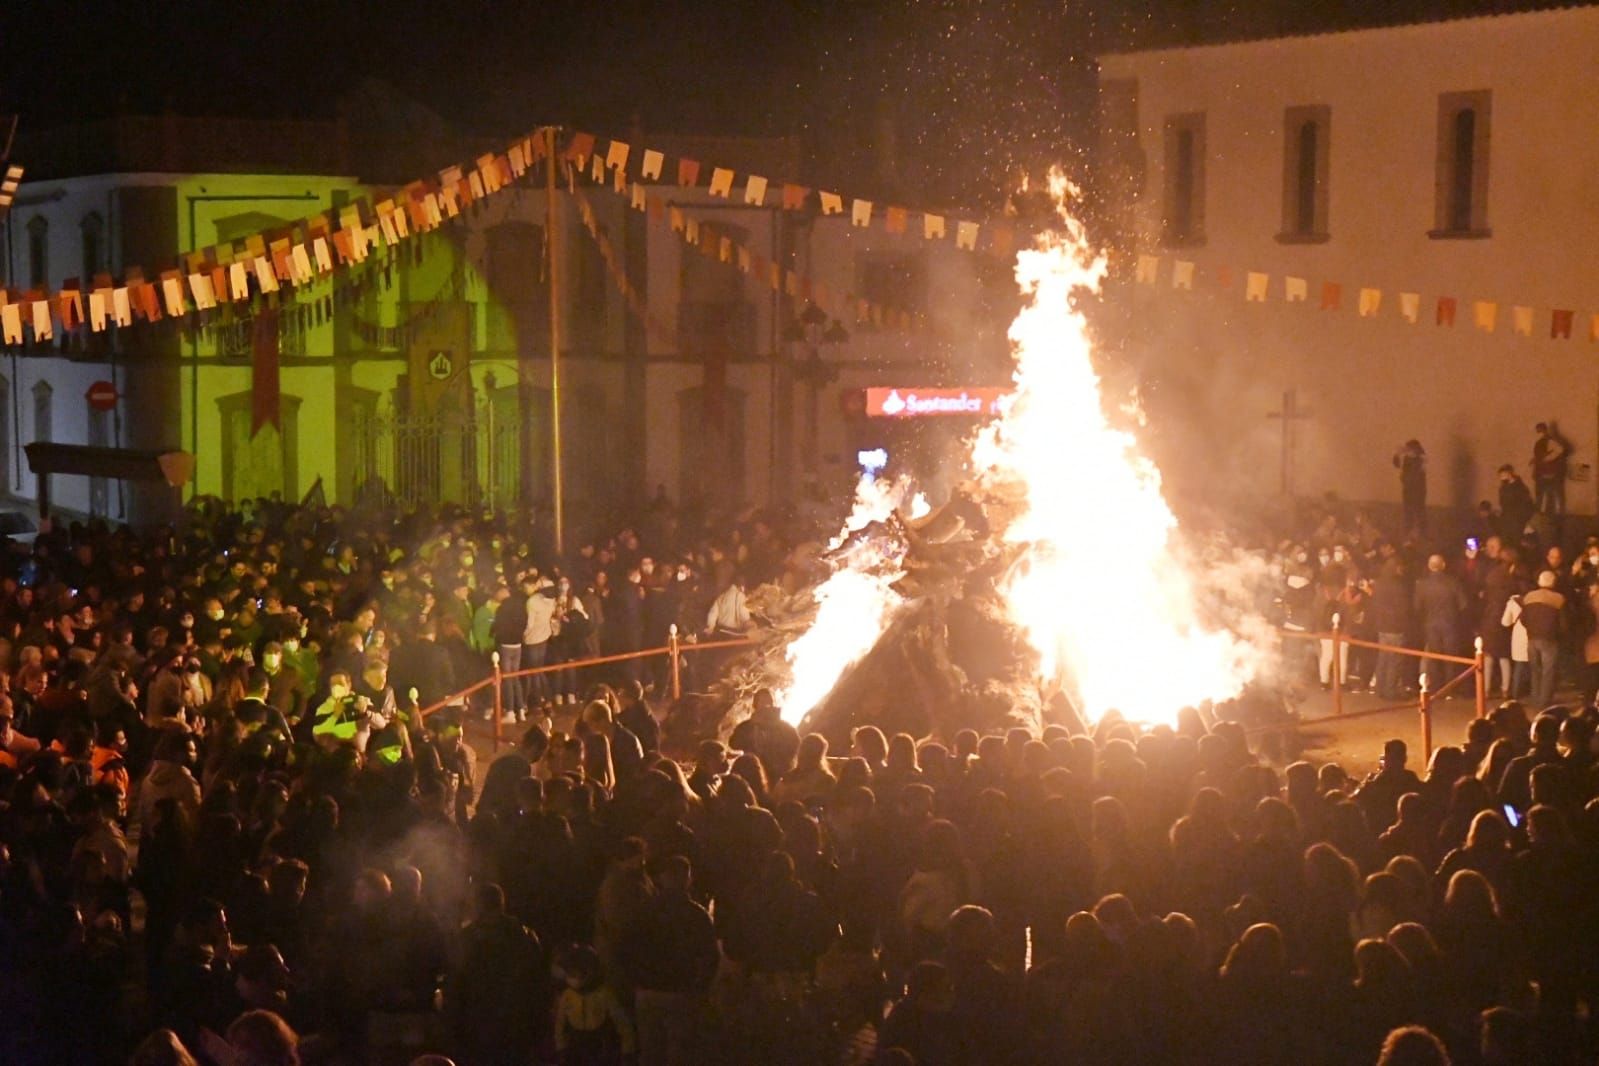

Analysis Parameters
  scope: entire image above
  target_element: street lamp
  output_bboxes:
[786,303,849,475]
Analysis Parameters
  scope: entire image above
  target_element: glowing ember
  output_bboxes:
[970,173,1259,725]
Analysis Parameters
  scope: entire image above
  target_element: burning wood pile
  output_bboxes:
[704,489,1067,745]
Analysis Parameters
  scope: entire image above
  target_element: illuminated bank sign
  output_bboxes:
[865,387,1008,418]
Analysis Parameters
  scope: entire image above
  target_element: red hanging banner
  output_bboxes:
[252,307,281,436]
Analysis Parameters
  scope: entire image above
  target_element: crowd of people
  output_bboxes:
[1,487,1598,1065]
[1275,442,1599,711]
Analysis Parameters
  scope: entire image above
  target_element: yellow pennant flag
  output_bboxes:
[1473,300,1497,332]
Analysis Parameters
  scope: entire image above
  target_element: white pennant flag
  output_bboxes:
[30,299,53,341]
[1399,292,1420,324]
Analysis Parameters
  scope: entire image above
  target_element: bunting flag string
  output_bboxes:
[7,124,996,350]
[1127,253,1598,348]
[571,128,1017,268]
[1,127,556,348]
[587,169,924,334]
[570,185,678,351]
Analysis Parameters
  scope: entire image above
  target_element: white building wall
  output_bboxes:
[1098,7,1599,512]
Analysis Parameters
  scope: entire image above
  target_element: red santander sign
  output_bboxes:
[864,386,1009,419]
[86,380,118,412]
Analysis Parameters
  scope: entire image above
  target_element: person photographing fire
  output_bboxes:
[310,669,387,753]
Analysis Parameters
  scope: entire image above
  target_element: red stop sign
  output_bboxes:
[86,380,118,411]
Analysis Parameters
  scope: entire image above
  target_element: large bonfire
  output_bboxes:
[723,175,1265,742]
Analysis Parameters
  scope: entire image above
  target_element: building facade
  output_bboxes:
[1,117,1006,529]
[1097,6,1599,516]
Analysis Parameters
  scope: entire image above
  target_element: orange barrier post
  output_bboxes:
[668,625,682,701]
[1418,672,1433,762]
[1331,613,1344,718]
[1473,637,1487,720]
[491,651,504,753]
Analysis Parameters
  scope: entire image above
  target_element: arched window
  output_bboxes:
[81,212,105,280]
[26,216,48,288]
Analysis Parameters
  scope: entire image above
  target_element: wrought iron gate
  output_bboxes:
[352,402,526,509]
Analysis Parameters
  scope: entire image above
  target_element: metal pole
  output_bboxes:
[484,371,495,511]
[669,623,681,701]
[491,650,504,752]
[491,647,503,717]
[1331,613,1344,718]
[1418,672,1433,763]
[544,126,565,556]
[1473,636,1486,719]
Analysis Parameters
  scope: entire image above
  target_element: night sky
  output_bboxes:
[1,1,1560,204]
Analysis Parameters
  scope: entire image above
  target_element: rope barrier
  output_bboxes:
[414,628,759,752]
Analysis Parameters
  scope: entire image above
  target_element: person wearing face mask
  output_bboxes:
[1278,547,1317,683]
[1570,540,1599,591]
[311,670,374,751]
[195,598,229,646]
[258,641,308,726]
[1497,464,1536,546]
[289,617,318,667]
[179,656,213,724]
